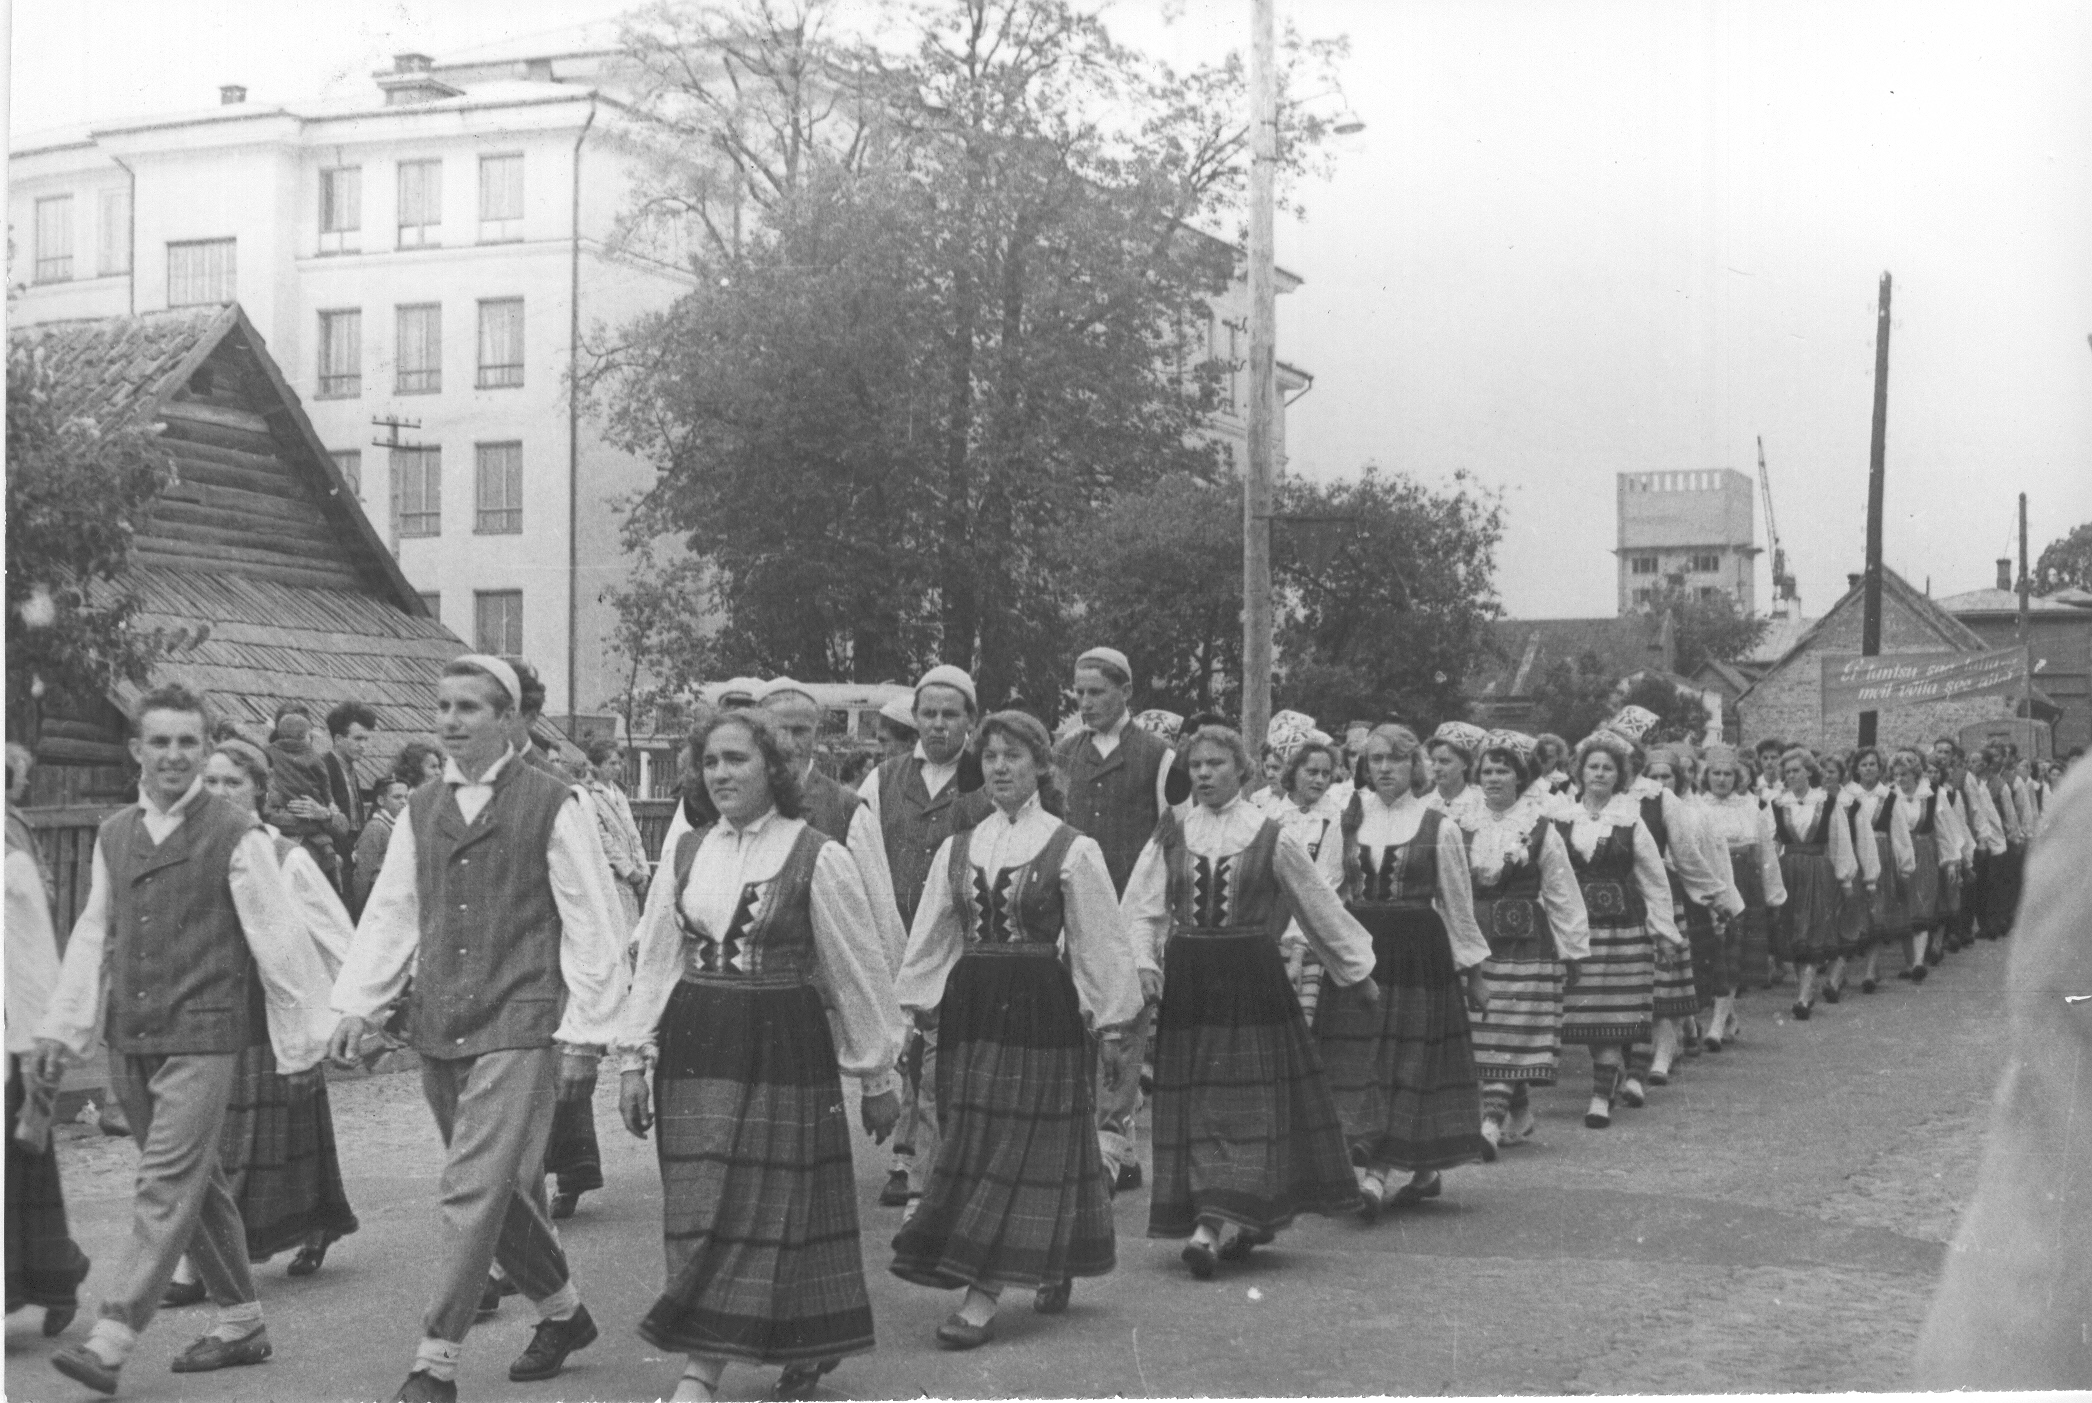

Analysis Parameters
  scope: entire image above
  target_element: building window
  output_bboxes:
[396,304,441,393]
[1632,587,1653,606]
[418,591,441,618]
[1691,553,1722,573]
[317,310,361,398]
[166,238,236,305]
[319,167,361,254]
[1698,586,1722,602]
[474,590,523,655]
[332,449,362,493]
[474,442,523,533]
[1630,555,1659,576]
[34,196,73,283]
[476,299,524,388]
[97,189,130,275]
[397,159,442,247]
[391,446,441,537]
[479,154,523,241]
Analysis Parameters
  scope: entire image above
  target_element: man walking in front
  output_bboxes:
[329,655,629,1403]
[38,684,337,1395]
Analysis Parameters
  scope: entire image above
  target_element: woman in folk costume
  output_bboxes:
[889,712,1139,1349]
[1527,733,1577,801]
[1923,750,1976,964]
[1425,721,1489,827]
[1690,746,1786,1047]
[1887,747,1952,983]
[1121,724,1377,1278]
[1317,724,1490,1218]
[1463,732,1589,1154]
[1270,721,1347,1022]
[1630,742,1741,1091]
[616,711,902,1403]
[1842,746,1915,996]
[1251,711,1316,817]
[1556,726,1681,1129]
[1773,748,1850,1019]
[5,744,91,1338]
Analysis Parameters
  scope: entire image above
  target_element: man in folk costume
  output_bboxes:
[1054,647,1182,1192]
[855,665,994,1214]
[328,656,629,1403]
[39,686,337,1395]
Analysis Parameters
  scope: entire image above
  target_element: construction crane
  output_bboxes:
[1757,436,1799,618]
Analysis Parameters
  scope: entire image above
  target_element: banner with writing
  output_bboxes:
[1818,648,2027,719]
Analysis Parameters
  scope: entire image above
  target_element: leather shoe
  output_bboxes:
[51,1345,120,1396]
[1180,1240,1217,1279]
[878,1169,912,1207]
[1791,1000,1811,1020]
[476,1273,518,1321]
[935,1312,994,1350]
[392,1369,458,1403]
[509,1303,598,1382]
[772,1358,839,1399]
[1392,1171,1442,1207]
[1033,1278,1071,1314]
[1114,1162,1143,1192]
[43,1305,76,1337]
[1218,1226,1273,1261]
[288,1237,330,1277]
[160,1278,207,1309]
[1356,1175,1386,1224]
[550,1190,580,1221]
[170,1328,272,1373]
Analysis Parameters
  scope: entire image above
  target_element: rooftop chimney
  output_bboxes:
[1847,573,1864,593]
[376,52,462,106]
[1996,558,2013,591]
[394,52,433,73]
[220,84,247,105]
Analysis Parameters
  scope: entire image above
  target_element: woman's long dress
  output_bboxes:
[1904,785,1943,936]
[617,811,900,1366]
[1122,798,1376,1237]
[1464,803,1589,1086]
[1559,796,1679,1047]
[890,798,1141,1292]
[1275,792,1345,1023]
[1832,786,1883,956]
[1694,793,1787,991]
[1865,786,1917,947]
[210,836,359,1260]
[1776,789,1844,966]
[1634,783,1738,1015]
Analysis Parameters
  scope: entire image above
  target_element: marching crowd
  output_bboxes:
[2,644,2073,1402]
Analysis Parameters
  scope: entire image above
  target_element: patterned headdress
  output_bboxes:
[1133,709,1184,745]
[1602,706,1660,743]
[1429,720,1489,758]
[1484,729,1538,763]
[1266,709,1317,762]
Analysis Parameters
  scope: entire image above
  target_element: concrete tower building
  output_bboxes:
[1615,469,1759,616]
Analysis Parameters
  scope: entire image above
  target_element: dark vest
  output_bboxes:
[1774,796,1833,852]
[669,822,826,985]
[1870,787,1898,834]
[1469,818,1558,962]
[946,822,1078,950]
[1055,723,1170,897]
[102,792,268,1056]
[1563,817,1648,930]
[800,769,865,845]
[1160,809,1286,939]
[876,755,993,927]
[1914,791,1937,837]
[406,758,572,1059]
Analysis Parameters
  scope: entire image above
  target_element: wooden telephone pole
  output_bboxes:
[1859,272,1891,748]
[1241,0,1277,750]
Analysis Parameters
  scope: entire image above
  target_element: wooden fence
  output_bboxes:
[20,805,115,951]
[631,798,678,865]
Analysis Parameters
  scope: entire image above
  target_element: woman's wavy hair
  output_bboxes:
[1474,744,1534,792]
[392,741,444,790]
[1184,725,1255,789]
[1533,733,1570,773]
[975,709,1066,817]
[1339,724,1426,896]
[1572,730,1640,792]
[1850,745,1887,784]
[211,739,270,813]
[688,711,803,821]
[1778,747,1824,788]
[1280,739,1343,800]
[1698,744,1749,794]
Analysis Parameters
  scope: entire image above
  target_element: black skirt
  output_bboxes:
[5,1057,90,1311]
[217,1041,358,1261]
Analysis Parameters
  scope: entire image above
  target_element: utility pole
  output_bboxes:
[1242,0,1276,749]
[2018,492,2032,722]
[1858,272,1891,748]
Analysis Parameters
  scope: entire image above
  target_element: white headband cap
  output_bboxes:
[915,664,977,708]
[1076,646,1133,683]
[756,676,821,707]
[878,695,917,728]
[452,653,521,708]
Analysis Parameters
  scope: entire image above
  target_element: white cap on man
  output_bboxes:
[915,664,977,709]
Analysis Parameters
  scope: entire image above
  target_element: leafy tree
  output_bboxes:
[1640,582,1768,676]
[1528,649,1619,745]
[6,341,173,743]
[1271,467,1504,728]
[2033,520,2092,593]
[1619,674,1713,747]
[599,541,716,749]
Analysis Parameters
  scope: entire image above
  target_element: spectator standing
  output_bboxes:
[580,740,650,929]
[322,704,377,899]
[351,778,411,916]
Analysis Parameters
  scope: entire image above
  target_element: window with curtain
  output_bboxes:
[397,159,442,246]
[474,590,523,656]
[166,239,236,305]
[320,167,361,254]
[476,299,524,387]
[479,155,523,241]
[34,196,73,282]
[317,310,361,398]
[391,446,441,537]
[396,304,441,393]
[418,591,442,619]
[97,189,130,275]
[332,450,362,494]
[474,442,523,533]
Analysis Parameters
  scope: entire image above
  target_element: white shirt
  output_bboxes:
[273,828,356,977]
[616,808,899,1094]
[1120,795,1376,987]
[6,849,63,1056]
[1563,792,1683,947]
[38,779,338,1072]
[1692,792,1789,908]
[895,794,1141,1030]
[1350,790,1491,969]
[334,747,630,1052]
[1629,780,1747,917]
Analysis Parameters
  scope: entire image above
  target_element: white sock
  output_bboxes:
[414,1337,462,1383]
[84,1318,137,1368]
[206,1300,264,1341]
[535,1279,580,1323]
[171,1256,199,1287]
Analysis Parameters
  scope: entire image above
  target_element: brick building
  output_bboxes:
[1936,561,2092,757]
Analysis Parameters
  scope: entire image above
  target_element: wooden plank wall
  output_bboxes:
[21,806,116,950]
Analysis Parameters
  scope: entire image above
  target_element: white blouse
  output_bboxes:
[1691,793,1788,908]
[1561,792,1683,947]
[1628,779,1745,917]
[1841,782,1915,880]
[1463,796,1591,961]
[616,808,899,1093]
[275,833,355,979]
[1929,784,1975,867]
[1121,796,1375,988]
[1426,784,1487,828]
[1348,790,1489,970]
[894,794,1141,1031]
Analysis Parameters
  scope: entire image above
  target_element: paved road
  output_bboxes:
[7,941,2010,1400]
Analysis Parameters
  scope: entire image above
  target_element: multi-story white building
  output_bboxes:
[10,33,1306,738]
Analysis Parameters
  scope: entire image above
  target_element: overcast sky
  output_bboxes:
[12,0,2090,619]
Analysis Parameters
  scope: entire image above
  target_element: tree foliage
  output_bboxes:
[1643,582,1769,676]
[593,0,1349,702]
[598,541,716,746]
[1528,649,1620,745]
[2033,520,2092,594]
[6,341,173,742]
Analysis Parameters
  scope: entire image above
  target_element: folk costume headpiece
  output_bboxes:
[1133,709,1184,744]
[1602,706,1660,744]
[1484,729,1539,764]
[1429,720,1488,759]
[451,653,522,710]
[1266,710,1317,763]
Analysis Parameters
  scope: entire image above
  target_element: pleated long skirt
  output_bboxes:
[216,1042,359,1261]
[641,978,875,1366]
[1871,833,1912,943]
[1561,924,1655,1046]
[1907,834,1942,931]
[1656,897,1704,1019]
[1780,851,1842,964]
[1148,933,1360,1238]
[1728,848,1771,990]
[5,1057,89,1312]
[1315,907,1486,1173]
[891,951,1115,1292]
